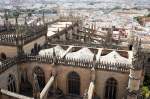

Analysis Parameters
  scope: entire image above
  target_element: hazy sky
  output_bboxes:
[0,0,150,5]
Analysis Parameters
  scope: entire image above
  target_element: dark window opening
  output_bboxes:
[68,71,80,96]
[105,78,117,99]
[34,67,45,91]
[8,74,16,92]
[20,71,33,97]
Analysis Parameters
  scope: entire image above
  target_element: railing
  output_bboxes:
[23,26,47,45]
[96,61,130,73]
[0,57,17,74]
[0,25,16,33]
[0,25,47,46]
[22,55,130,73]
[0,54,130,74]
[49,40,103,48]
[0,34,17,46]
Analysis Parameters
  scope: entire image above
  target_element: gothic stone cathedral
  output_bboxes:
[0,14,145,99]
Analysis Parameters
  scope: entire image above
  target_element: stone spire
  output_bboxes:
[42,11,45,24]
[132,37,143,69]
[105,27,113,47]
[126,37,143,99]
[13,11,24,57]
[4,9,10,31]
[24,16,29,35]
[24,16,27,25]
[13,11,19,26]
[4,10,8,21]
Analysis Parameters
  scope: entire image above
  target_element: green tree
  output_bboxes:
[142,86,150,98]
[142,74,150,98]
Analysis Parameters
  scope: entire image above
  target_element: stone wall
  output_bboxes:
[96,70,129,99]
[0,65,19,92]
[20,62,129,99]
[0,35,46,58]
[20,63,53,86]
[23,36,46,54]
[56,65,91,96]
[0,46,17,57]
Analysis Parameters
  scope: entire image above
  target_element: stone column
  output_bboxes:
[126,68,142,99]
[84,68,96,99]
[126,38,143,99]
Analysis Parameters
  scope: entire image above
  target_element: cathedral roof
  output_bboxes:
[100,51,130,64]
[47,21,72,37]
[47,30,56,37]
[66,47,94,61]
[39,45,131,65]
[39,45,66,57]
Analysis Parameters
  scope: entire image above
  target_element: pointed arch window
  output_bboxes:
[33,67,45,91]
[68,71,80,96]
[8,74,16,92]
[105,78,117,99]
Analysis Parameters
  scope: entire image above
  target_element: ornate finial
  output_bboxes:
[57,28,59,32]
[4,9,8,21]
[4,9,10,30]
[53,47,57,65]
[42,10,45,24]
[24,16,27,25]
[93,54,96,62]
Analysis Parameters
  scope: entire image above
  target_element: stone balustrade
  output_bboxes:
[0,54,130,75]
[0,25,47,46]
[22,55,130,73]
[49,40,103,48]
[0,57,17,74]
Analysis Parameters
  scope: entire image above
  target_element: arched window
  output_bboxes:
[68,71,80,96]
[1,53,6,60]
[33,67,45,91]
[105,78,117,99]
[20,71,33,97]
[8,74,16,92]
